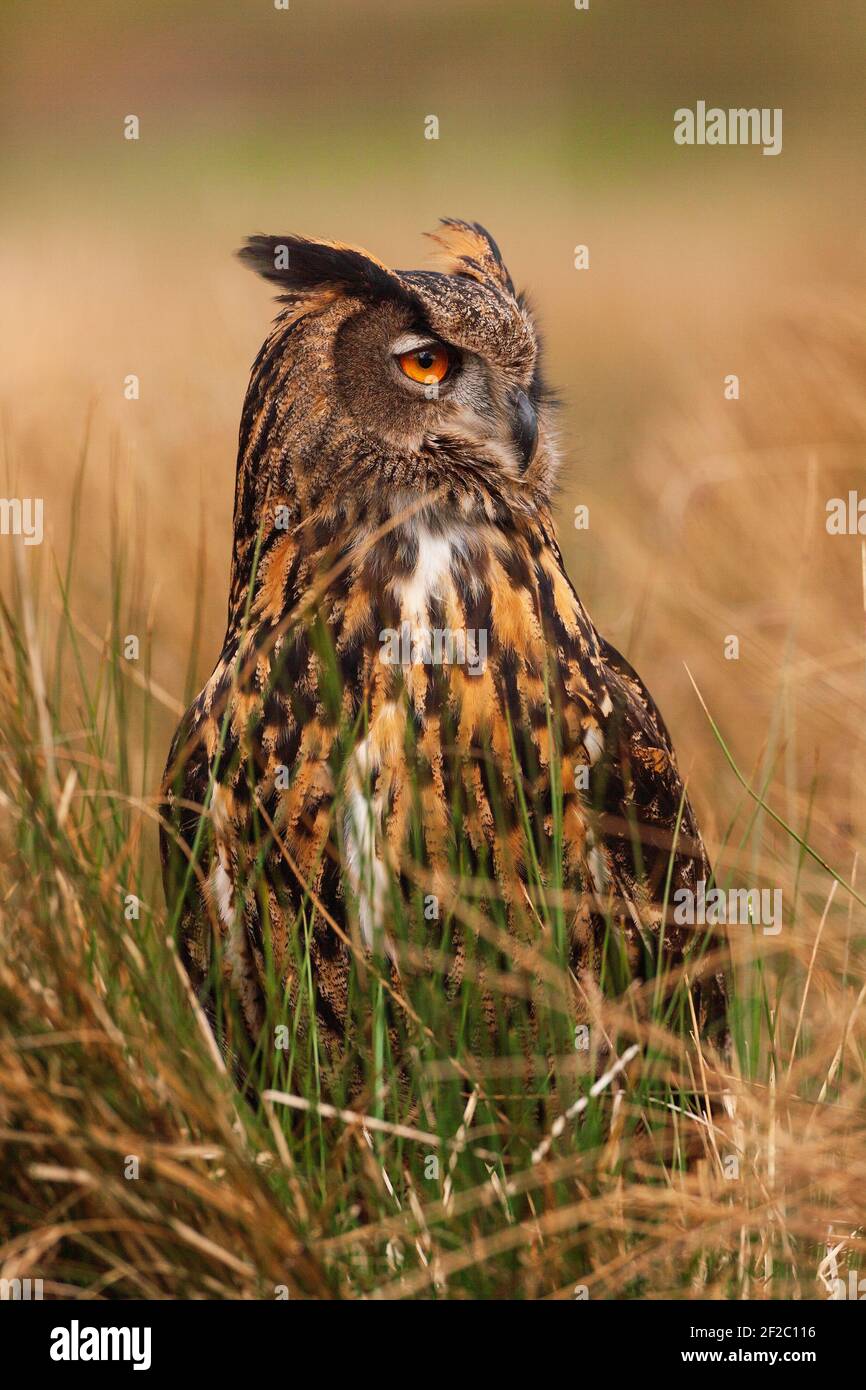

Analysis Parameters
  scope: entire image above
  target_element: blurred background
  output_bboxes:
[1,0,865,880]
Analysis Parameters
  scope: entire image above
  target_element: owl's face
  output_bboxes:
[237,221,557,538]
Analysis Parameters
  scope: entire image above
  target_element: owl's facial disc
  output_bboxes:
[333,302,486,438]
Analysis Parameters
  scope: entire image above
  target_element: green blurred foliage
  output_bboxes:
[2,0,864,206]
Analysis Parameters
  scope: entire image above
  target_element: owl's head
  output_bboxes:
[235,221,557,550]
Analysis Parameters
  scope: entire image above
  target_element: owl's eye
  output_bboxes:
[396,343,452,386]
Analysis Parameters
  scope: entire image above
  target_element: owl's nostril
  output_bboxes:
[510,389,538,470]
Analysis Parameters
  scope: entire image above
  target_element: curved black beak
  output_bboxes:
[510,389,538,471]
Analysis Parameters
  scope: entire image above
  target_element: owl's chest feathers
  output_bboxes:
[362,518,608,733]
[241,515,609,781]
[386,524,478,669]
[335,522,610,930]
[208,519,610,950]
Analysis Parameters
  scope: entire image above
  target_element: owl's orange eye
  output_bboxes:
[396,343,451,385]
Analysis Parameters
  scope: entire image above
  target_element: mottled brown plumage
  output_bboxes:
[161,221,728,1064]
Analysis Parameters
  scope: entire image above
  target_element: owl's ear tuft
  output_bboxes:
[425,219,516,296]
[238,235,413,311]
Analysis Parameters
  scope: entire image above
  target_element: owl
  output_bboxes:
[161,220,728,1069]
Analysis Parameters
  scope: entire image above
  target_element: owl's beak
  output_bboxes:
[510,389,538,471]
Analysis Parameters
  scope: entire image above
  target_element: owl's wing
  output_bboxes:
[160,699,220,1002]
[592,635,729,1036]
[161,613,357,1053]
[163,688,288,1056]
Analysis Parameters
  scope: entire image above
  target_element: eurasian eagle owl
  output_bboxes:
[161,220,727,1066]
